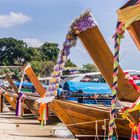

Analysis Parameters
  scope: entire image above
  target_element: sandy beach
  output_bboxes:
[0,107,77,140]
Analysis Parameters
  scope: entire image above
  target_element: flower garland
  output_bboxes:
[47,32,77,97]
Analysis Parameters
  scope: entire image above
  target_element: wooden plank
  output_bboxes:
[22,63,46,97]
[119,1,140,50]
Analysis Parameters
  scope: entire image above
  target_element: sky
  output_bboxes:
[0,0,140,70]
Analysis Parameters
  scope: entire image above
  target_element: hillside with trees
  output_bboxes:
[0,38,98,78]
[0,38,59,77]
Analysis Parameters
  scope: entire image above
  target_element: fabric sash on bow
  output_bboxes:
[39,103,49,126]
[15,92,26,116]
[37,96,54,126]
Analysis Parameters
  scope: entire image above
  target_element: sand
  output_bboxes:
[0,107,77,140]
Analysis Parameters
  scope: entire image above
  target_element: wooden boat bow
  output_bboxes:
[69,10,140,102]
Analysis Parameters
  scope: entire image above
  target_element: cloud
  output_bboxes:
[23,38,43,47]
[0,12,31,28]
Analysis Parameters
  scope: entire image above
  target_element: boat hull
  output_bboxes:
[49,99,131,139]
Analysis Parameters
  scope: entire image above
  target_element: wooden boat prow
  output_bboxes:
[119,0,140,50]
[22,63,46,97]
[70,11,140,102]
[5,73,39,117]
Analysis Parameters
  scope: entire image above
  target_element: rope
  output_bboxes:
[109,2,140,138]
[114,121,118,140]
[103,119,107,140]
[36,33,77,127]
[95,120,99,140]
[47,10,96,98]
[108,22,124,140]
[66,119,110,127]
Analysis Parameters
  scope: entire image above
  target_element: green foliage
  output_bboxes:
[65,59,77,67]
[30,60,43,75]
[83,63,98,72]
[0,38,60,76]
[40,42,59,62]
[39,61,55,77]
[11,69,20,81]
[0,38,29,65]
[30,60,55,77]
[0,68,10,75]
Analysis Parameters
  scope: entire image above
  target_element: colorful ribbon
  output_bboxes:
[108,22,124,140]
[15,92,26,116]
[122,110,140,140]
[39,103,49,126]
[125,74,140,91]
[109,2,140,136]
[131,123,140,140]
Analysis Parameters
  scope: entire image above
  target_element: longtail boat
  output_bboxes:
[18,10,137,139]
[22,64,131,139]
[48,10,136,139]
[3,74,39,116]
[0,74,31,114]
[5,75,131,139]
[5,67,41,118]
[3,4,139,139]
[0,64,41,117]
[71,13,139,103]
[0,75,17,111]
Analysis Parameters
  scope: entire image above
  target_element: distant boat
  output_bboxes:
[59,70,140,105]
[61,81,111,105]
[14,81,48,93]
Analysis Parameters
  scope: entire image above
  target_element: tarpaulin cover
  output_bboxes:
[63,81,111,94]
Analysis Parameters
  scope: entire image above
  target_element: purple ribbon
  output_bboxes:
[15,92,26,116]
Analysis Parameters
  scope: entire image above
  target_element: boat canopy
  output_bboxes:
[63,81,111,95]
[14,81,33,87]
[14,81,48,88]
